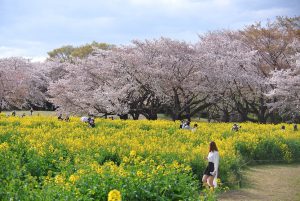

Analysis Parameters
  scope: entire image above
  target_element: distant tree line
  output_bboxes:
[1,16,299,123]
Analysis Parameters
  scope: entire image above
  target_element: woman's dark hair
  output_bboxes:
[209,141,218,152]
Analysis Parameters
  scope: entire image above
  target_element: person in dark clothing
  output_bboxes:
[293,124,298,131]
[232,123,239,131]
[88,118,95,128]
[179,120,185,129]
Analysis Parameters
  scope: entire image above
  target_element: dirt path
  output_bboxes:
[218,164,300,201]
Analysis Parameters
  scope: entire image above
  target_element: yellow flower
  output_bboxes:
[77,169,86,175]
[184,166,192,172]
[172,160,180,169]
[129,150,136,157]
[137,170,143,177]
[0,142,9,151]
[108,189,121,201]
[69,174,79,184]
[122,156,129,163]
[156,165,163,171]
[54,175,65,185]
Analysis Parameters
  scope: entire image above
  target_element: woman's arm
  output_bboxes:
[213,152,219,173]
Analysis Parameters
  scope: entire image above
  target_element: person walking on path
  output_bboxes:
[202,141,220,189]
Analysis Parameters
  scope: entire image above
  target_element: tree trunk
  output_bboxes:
[171,113,180,121]
[220,110,230,122]
[185,106,191,122]
[149,113,157,120]
[119,114,128,120]
[238,111,248,122]
[257,113,267,123]
[143,110,158,120]
[269,111,282,124]
[256,97,268,123]
[130,112,140,120]
[0,99,2,113]
[171,88,181,121]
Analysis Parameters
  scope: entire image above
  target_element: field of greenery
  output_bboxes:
[0,115,300,200]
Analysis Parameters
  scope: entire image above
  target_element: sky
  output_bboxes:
[0,0,299,61]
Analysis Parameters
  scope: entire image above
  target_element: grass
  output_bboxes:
[219,164,300,201]
[2,111,210,122]
[2,110,56,117]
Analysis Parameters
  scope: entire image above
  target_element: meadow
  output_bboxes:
[0,115,300,200]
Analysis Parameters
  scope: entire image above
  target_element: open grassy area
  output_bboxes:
[2,111,209,122]
[2,110,57,117]
[219,164,300,201]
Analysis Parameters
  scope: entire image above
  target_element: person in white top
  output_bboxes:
[81,116,90,123]
[191,123,198,132]
[202,141,220,189]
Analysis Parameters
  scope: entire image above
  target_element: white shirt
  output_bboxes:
[207,151,219,171]
[207,151,220,187]
[81,116,89,122]
[183,125,191,130]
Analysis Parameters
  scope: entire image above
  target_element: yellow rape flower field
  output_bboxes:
[0,115,300,200]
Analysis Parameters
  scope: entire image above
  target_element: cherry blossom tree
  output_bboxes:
[0,57,46,112]
[48,38,211,120]
[196,30,268,122]
[130,38,213,120]
[240,16,300,73]
[48,46,160,119]
[43,17,300,122]
[105,46,161,120]
[47,51,110,116]
[267,52,300,117]
[239,17,300,122]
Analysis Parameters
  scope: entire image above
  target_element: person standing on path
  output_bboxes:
[30,107,33,116]
[202,141,220,189]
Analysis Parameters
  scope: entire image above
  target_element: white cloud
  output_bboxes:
[0,46,47,61]
[27,56,47,62]
[0,40,48,61]
[0,0,299,58]
[0,46,27,58]
[247,8,291,19]
[214,0,232,7]
[127,0,233,14]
